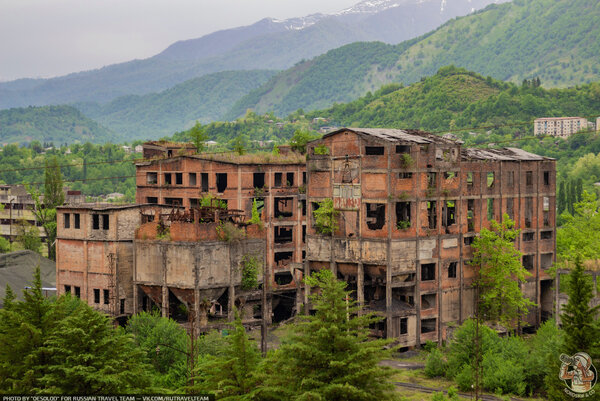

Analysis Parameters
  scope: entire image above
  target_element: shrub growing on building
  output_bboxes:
[313,198,339,235]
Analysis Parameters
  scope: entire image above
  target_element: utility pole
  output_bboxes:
[261,261,267,357]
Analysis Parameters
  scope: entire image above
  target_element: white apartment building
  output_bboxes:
[534,117,588,138]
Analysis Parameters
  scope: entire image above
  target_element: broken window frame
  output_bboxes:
[467,199,475,232]
[486,172,495,188]
[399,172,413,179]
[400,317,408,335]
[286,172,294,187]
[64,213,70,229]
[216,173,228,192]
[274,225,294,244]
[507,171,514,188]
[421,318,436,334]
[421,263,436,281]
[201,173,209,192]
[543,171,550,186]
[175,172,183,185]
[487,198,494,221]
[253,172,265,189]
[396,145,411,154]
[102,214,109,230]
[146,172,158,185]
[365,146,384,155]
[427,172,437,189]
[466,172,474,187]
[540,230,553,240]
[448,262,457,278]
[93,288,100,304]
[427,201,437,229]
[443,200,456,227]
[103,289,110,305]
[395,201,411,229]
[365,203,386,230]
[74,213,80,229]
[522,254,535,270]
[523,232,535,242]
[526,171,533,186]
[274,172,283,187]
[189,173,197,186]
[164,173,172,185]
[274,197,294,218]
[92,214,100,230]
[421,293,436,310]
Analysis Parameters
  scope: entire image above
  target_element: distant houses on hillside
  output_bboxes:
[534,116,599,138]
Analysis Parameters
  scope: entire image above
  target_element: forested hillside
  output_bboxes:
[0,105,115,145]
[76,70,276,140]
[230,0,600,117]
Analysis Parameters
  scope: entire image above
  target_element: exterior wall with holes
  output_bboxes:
[305,128,556,347]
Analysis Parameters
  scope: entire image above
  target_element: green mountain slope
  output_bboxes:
[310,66,600,134]
[0,105,115,145]
[228,0,600,118]
[76,70,276,140]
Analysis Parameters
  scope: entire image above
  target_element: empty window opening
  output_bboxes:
[175,173,183,185]
[216,173,227,192]
[467,172,474,186]
[487,172,495,188]
[147,172,157,185]
[274,251,293,268]
[301,199,306,216]
[275,197,294,218]
[541,253,553,269]
[448,262,457,278]
[421,294,436,310]
[74,213,80,229]
[64,213,70,229]
[506,198,514,220]
[120,299,125,314]
[525,197,533,228]
[274,226,293,244]
[366,203,386,230]
[189,173,197,186]
[507,171,514,187]
[164,173,172,185]
[302,225,306,243]
[464,236,475,246]
[444,171,456,179]
[167,150,173,157]
[146,197,158,204]
[523,255,534,270]
[526,171,533,186]
[102,214,109,230]
[543,171,550,186]
[421,144,429,155]
[543,211,550,227]
[443,200,456,227]
[523,232,535,242]
[201,173,209,192]
[399,172,413,179]
[274,172,282,187]
[396,145,411,154]
[286,172,294,186]
[365,146,384,155]
[94,289,100,304]
[311,202,320,224]
[275,271,294,286]
[487,198,494,221]
[272,293,295,323]
[103,289,110,304]
[302,172,307,185]
[427,201,437,229]
[64,285,71,294]
[467,199,475,232]
[421,318,436,334]
[427,172,437,188]
[74,286,81,298]
[164,198,183,206]
[251,198,264,218]
[395,202,411,229]
[400,318,408,335]
[190,198,200,208]
[421,263,436,281]
[398,294,415,306]
[541,230,553,240]
[253,172,265,188]
[92,214,100,230]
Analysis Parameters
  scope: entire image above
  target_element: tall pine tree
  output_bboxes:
[557,181,566,214]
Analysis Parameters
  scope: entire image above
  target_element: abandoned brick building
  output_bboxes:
[304,128,556,346]
[133,206,266,330]
[56,204,170,323]
[135,148,307,322]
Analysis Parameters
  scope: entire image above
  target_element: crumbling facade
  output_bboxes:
[133,206,266,330]
[135,149,307,321]
[56,204,168,323]
[305,128,556,346]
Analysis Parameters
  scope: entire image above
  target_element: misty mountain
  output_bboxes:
[0,0,499,109]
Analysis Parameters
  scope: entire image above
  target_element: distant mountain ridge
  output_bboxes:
[0,0,499,109]
[227,0,600,118]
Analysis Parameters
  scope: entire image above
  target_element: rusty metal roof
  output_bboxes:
[322,128,457,145]
[462,147,554,161]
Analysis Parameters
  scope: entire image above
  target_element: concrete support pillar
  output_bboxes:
[357,262,364,314]
[386,265,392,338]
[132,284,138,315]
[161,285,169,318]
[194,287,201,336]
[228,284,235,321]
[304,259,310,315]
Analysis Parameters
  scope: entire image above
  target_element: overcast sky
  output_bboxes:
[0,0,359,82]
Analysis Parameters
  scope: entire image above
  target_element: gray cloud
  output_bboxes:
[0,0,358,81]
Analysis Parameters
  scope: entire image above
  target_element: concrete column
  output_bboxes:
[161,285,169,318]
[194,287,201,337]
[357,262,364,313]
[228,284,235,321]
[304,259,310,315]
[132,285,138,315]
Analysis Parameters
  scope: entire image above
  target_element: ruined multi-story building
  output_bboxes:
[133,206,266,330]
[304,128,556,346]
[135,148,307,321]
[56,204,170,323]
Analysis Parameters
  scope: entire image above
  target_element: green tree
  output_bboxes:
[190,315,261,399]
[230,135,249,155]
[189,121,208,153]
[15,220,42,254]
[313,198,339,235]
[557,191,600,262]
[258,270,395,401]
[289,130,319,154]
[44,157,65,208]
[0,237,10,254]
[557,181,566,214]
[471,214,535,329]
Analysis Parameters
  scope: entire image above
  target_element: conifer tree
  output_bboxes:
[258,270,395,401]
[557,181,566,214]
[190,315,261,399]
